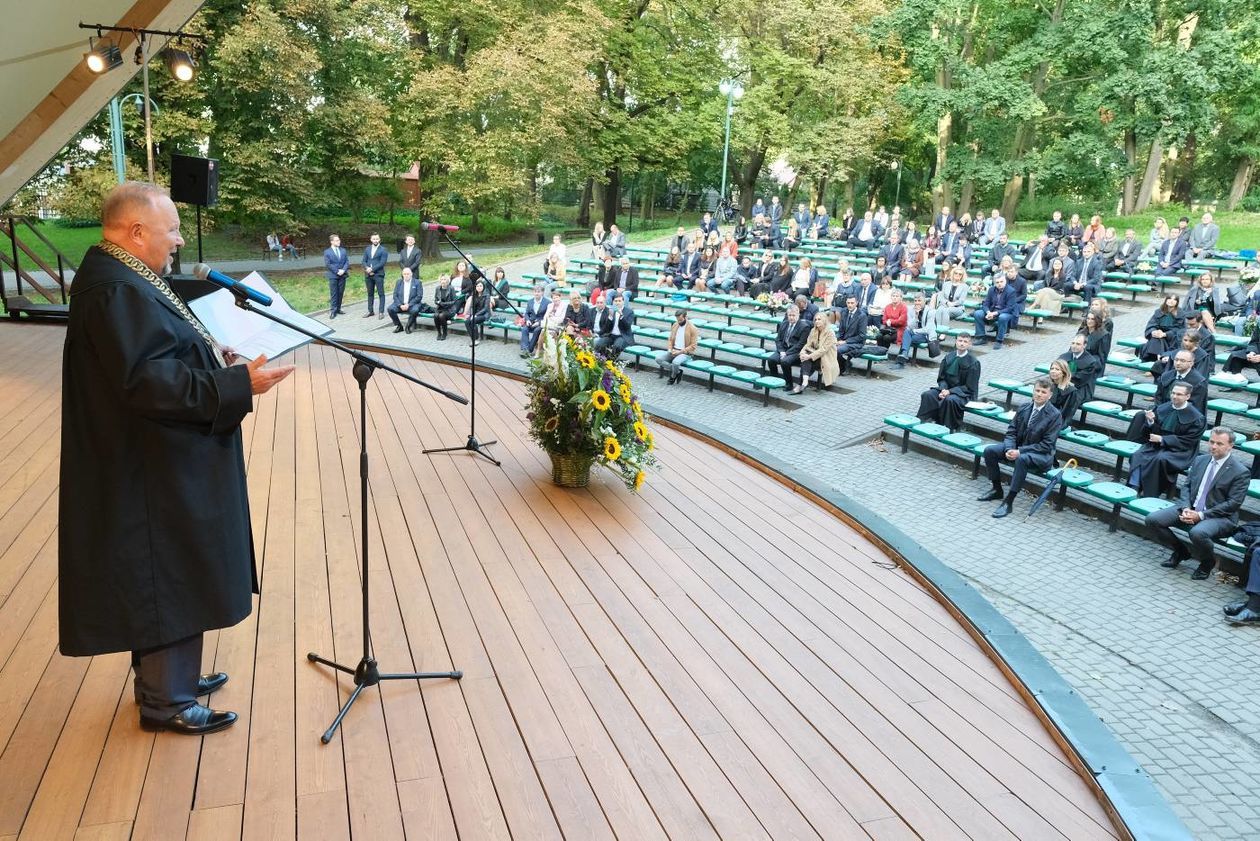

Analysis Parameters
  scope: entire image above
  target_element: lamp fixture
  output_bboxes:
[162,47,196,81]
[84,36,123,74]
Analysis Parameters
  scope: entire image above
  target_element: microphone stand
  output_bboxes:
[422,228,526,468]
[227,293,467,744]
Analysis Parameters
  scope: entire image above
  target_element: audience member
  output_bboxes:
[1047,359,1081,423]
[1153,349,1208,415]
[767,304,809,385]
[795,311,839,394]
[565,289,594,334]
[431,274,458,341]
[894,293,939,369]
[386,267,423,335]
[1188,212,1220,259]
[605,224,626,258]
[655,309,698,385]
[1077,311,1112,371]
[1019,234,1052,283]
[1125,382,1206,497]
[931,206,954,236]
[590,221,607,257]
[463,278,491,344]
[980,209,1006,245]
[917,334,980,432]
[852,211,883,250]
[1144,427,1248,581]
[835,296,869,376]
[1155,227,1188,277]
[1138,295,1184,361]
[1057,334,1102,402]
[1045,210,1066,243]
[933,265,969,326]
[972,274,1019,349]
[594,292,634,359]
[1181,272,1242,325]
[519,284,548,357]
[1113,228,1143,274]
[978,378,1064,518]
[1223,324,1260,377]
[986,231,1018,273]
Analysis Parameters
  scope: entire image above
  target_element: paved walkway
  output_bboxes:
[291,238,1258,839]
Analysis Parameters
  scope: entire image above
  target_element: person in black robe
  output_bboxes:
[1139,296,1184,361]
[917,334,981,432]
[1047,359,1082,426]
[59,182,293,735]
[1125,385,1206,497]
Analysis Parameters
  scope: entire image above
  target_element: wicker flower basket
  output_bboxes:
[549,451,593,487]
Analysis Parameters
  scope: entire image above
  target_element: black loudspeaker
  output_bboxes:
[170,154,219,207]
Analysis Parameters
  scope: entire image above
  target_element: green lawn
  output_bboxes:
[1008,210,1260,251]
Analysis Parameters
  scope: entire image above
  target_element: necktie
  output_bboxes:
[1194,460,1221,512]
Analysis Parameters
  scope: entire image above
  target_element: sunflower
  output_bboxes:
[544,415,559,432]
[633,470,646,491]
[644,431,655,451]
[603,437,621,461]
[575,350,596,369]
[618,383,633,403]
[633,421,648,441]
[591,389,612,411]
[632,400,643,419]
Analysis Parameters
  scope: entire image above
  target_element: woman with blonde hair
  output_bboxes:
[1048,358,1081,425]
[794,309,839,394]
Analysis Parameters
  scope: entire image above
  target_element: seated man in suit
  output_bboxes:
[794,293,818,326]
[699,211,720,240]
[1224,322,1260,377]
[655,309,698,385]
[978,378,1064,518]
[931,206,954,236]
[972,274,1020,349]
[834,295,869,376]
[939,221,971,268]
[519,284,548,356]
[792,202,812,234]
[1045,210,1067,244]
[1188,212,1220,259]
[767,304,809,385]
[1057,334,1102,402]
[917,333,980,432]
[979,209,1006,245]
[604,224,627,258]
[1125,382,1206,497]
[1144,427,1250,580]
[676,243,702,290]
[1018,234,1052,283]
[851,211,883,250]
[1155,231,1188,278]
[986,231,1018,274]
[877,232,904,270]
[610,256,640,301]
[1113,228,1144,274]
[1152,349,1209,415]
[593,292,635,360]
[1066,241,1102,303]
[386,267,423,334]
[1152,312,1214,379]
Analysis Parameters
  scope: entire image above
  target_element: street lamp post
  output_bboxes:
[108,92,159,184]
[718,78,744,213]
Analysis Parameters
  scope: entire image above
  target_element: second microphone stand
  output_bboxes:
[423,229,526,467]
[228,292,467,744]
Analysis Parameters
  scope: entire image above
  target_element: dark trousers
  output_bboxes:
[918,388,967,431]
[1225,350,1260,375]
[434,310,454,337]
[1144,505,1235,567]
[767,352,800,384]
[328,275,346,313]
[387,303,420,330]
[132,633,203,720]
[983,444,1052,500]
[594,333,631,360]
[466,318,486,340]
[521,324,543,352]
[365,275,386,313]
[973,309,1015,342]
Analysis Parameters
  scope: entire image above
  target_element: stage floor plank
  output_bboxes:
[0,324,1120,840]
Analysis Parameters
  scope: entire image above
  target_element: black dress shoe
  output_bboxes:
[1226,606,1260,625]
[1160,554,1185,569]
[140,703,237,735]
[1191,565,1214,581]
[992,503,1011,518]
[405,325,413,334]
[1224,601,1248,617]
[393,326,403,333]
[198,672,229,695]
[977,488,1003,502]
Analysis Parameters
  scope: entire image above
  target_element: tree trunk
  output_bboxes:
[958,178,975,217]
[420,227,444,260]
[843,178,855,213]
[1122,128,1137,215]
[934,109,953,213]
[737,148,767,218]
[1135,138,1164,212]
[813,173,828,209]
[600,167,620,228]
[577,177,593,227]
[1170,132,1197,206]
[1227,157,1254,211]
[999,175,1023,222]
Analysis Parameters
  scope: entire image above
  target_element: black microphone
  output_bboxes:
[192,263,274,307]
[421,222,461,233]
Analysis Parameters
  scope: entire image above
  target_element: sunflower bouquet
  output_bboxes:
[525,333,658,491]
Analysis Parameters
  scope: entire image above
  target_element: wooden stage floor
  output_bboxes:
[0,323,1120,840]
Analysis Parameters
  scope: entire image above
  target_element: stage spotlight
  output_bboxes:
[84,38,123,74]
[163,48,196,82]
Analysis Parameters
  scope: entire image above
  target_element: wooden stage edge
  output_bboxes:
[0,322,1188,840]
[353,338,1187,841]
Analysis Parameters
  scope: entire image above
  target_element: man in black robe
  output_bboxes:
[917,333,980,432]
[1125,383,1206,498]
[59,182,294,735]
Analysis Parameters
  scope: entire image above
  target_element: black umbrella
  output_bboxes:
[1027,458,1079,518]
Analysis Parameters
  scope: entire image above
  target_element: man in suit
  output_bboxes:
[978,378,1064,518]
[792,202,812,234]
[1113,228,1143,274]
[1224,323,1260,376]
[1125,382,1206,497]
[1018,235,1052,283]
[767,304,809,385]
[604,224,626,258]
[1152,349,1209,415]
[362,233,388,318]
[323,234,349,318]
[851,211,883,250]
[398,234,421,277]
[612,256,640,300]
[917,333,980,432]
[986,232,1018,274]
[939,221,970,268]
[1155,230,1188,277]
[835,296,869,376]
[1067,241,1102,303]
[979,209,1006,245]
[677,243,703,289]
[1175,311,1215,375]
[931,206,954,236]
[1144,427,1249,580]
[1223,553,1260,625]
[519,284,548,356]
[386,267,424,334]
[878,232,904,270]
[656,309,699,384]
[1057,334,1102,401]
[594,292,634,359]
[1188,212,1220,259]
[699,211,719,239]
[768,196,784,226]
[972,274,1020,349]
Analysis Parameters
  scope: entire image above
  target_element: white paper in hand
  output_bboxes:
[190,271,331,361]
